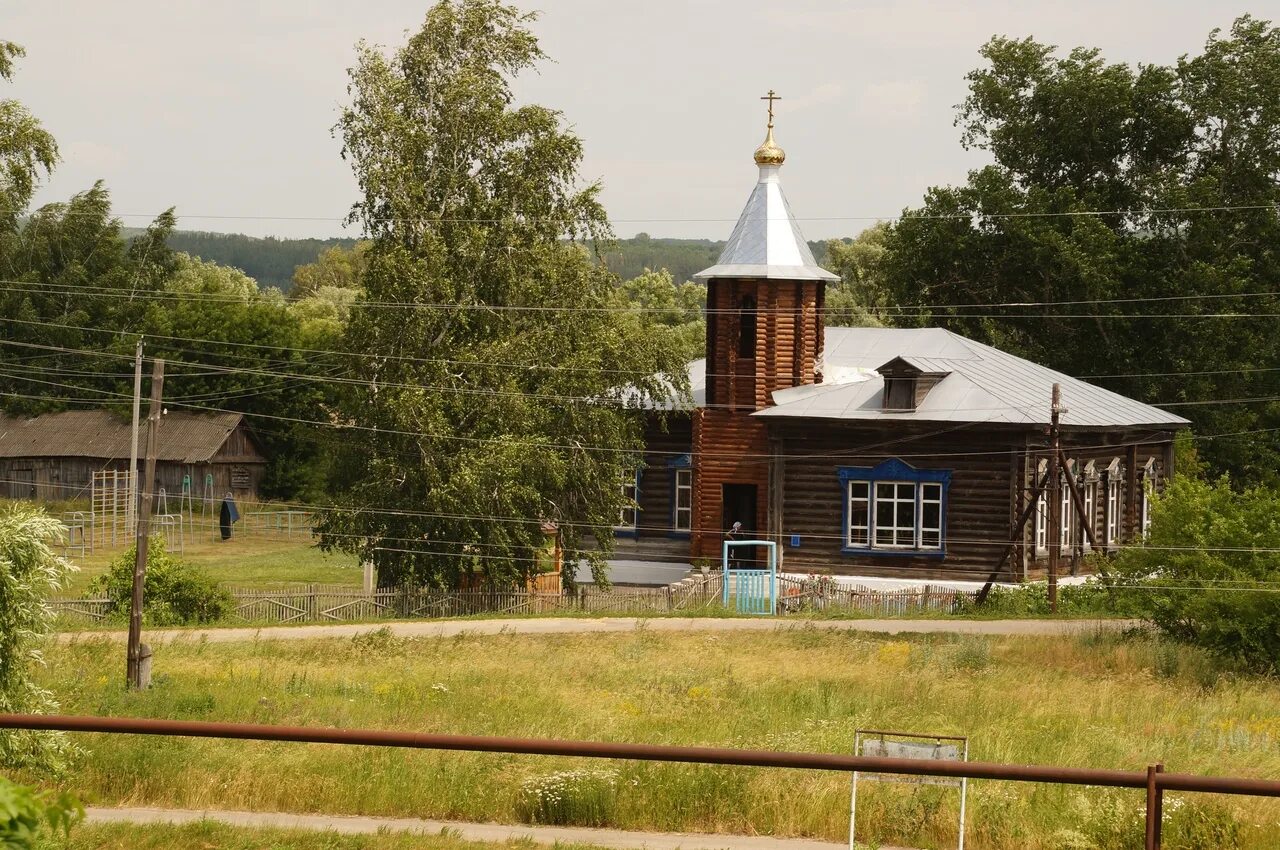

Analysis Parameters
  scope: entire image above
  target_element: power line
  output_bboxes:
[7,278,1280,317]
[33,201,1280,225]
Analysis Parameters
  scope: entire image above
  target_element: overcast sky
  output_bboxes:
[7,1,1275,241]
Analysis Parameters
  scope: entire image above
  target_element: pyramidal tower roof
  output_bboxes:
[694,93,839,283]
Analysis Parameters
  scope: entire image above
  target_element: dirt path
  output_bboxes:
[85,806,918,850]
[61,616,1135,644]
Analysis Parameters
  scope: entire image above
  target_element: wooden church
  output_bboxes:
[616,99,1188,584]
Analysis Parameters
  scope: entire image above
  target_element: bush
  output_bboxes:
[89,538,233,626]
[954,578,1125,618]
[1111,475,1280,673]
[0,505,78,772]
[0,775,81,848]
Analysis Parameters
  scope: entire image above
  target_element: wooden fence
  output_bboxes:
[49,574,975,626]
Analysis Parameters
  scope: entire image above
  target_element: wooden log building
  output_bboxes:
[0,410,267,503]
[616,111,1188,583]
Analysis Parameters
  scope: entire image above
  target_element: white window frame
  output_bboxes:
[920,482,943,550]
[844,481,945,552]
[874,481,918,549]
[847,480,870,548]
[673,467,692,532]
[616,468,639,532]
[1104,459,1122,548]
[1081,462,1098,553]
[1034,459,1049,555]
[1140,459,1156,537]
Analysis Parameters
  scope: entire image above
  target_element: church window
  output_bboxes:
[838,459,950,554]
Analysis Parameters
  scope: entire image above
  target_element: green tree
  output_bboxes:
[823,222,890,328]
[0,41,57,228]
[612,268,705,362]
[879,16,1280,483]
[317,0,688,588]
[290,241,370,299]
[1112,474,1280,673]
[0,505,77,772]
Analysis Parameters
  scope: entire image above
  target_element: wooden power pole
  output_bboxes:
[1047,383,1062,614]
[127,338,143,532]
[126,357,164,690]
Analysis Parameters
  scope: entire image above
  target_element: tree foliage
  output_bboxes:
[0,41,57,229]
[611,269,705,363]
[824,223,890,328]
[317,0,689,588]
[880,15,1280,483]
[0,776,80,849]
[0,505,76,773]
[291,241,369,299]
[1112,473,1280,673]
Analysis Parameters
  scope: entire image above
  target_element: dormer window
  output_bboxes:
[884,377,915,410]
[877,356,949,412]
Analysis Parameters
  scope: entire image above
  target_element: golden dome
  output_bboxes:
[754,123,786,165]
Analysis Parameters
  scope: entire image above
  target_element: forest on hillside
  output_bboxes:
[135,228,829,290]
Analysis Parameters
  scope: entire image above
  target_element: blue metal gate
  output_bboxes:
[722,540,778,616]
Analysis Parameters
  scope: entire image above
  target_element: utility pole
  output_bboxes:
[127,338,143,532]
[1047,383,1062,614]
[126,358,164,690]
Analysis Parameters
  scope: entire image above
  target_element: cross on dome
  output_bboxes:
[754,88,786,166]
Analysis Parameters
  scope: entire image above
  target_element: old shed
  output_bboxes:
[0,410,267,502]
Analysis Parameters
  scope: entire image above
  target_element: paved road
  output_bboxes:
[86,806,917,850]
[61,616,1134,644]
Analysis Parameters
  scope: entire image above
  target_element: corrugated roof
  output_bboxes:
[693,164,839,283]
[752,327,1189,428]
[0,410,249,462]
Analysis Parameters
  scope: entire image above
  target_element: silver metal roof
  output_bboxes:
[752,327,1189,428]
[694,164,839,283]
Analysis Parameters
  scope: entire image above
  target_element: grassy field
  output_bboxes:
[27,628,1279,850]
[42,821,607,850]
[62,535,360,594]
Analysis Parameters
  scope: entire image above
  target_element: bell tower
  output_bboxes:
[690,92,839,559]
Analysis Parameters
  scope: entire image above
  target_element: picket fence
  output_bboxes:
[50,574,974,625]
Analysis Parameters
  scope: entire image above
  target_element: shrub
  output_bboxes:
[0,775,81,848]
[955,579,1125,618]
[1111,475,1280,673]
[0,505,78,772]
[89,538,233,626]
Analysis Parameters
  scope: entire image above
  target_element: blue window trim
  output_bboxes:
[667,454,692,539]
[614,467,642,539]
[837,458,951,557]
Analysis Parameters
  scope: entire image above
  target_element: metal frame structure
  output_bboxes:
[850,729,969,850]
[0,714,1276,849]
[721,538,777,615]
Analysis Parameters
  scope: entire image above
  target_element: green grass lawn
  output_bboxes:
[62,535,361,594]
[27,628,1279,850]
[42,821,609,850]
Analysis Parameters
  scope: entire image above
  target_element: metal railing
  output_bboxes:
[1,713,1277,850]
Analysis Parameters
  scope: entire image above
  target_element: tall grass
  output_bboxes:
[41,821,613,850]
[31,627,1280,849]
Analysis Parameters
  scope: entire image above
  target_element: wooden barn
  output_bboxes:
[618,115,1188,584]
[0,410,268,503]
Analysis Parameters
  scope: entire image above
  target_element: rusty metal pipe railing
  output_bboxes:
[3,713,1278,796]
[3,713,1279,850]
